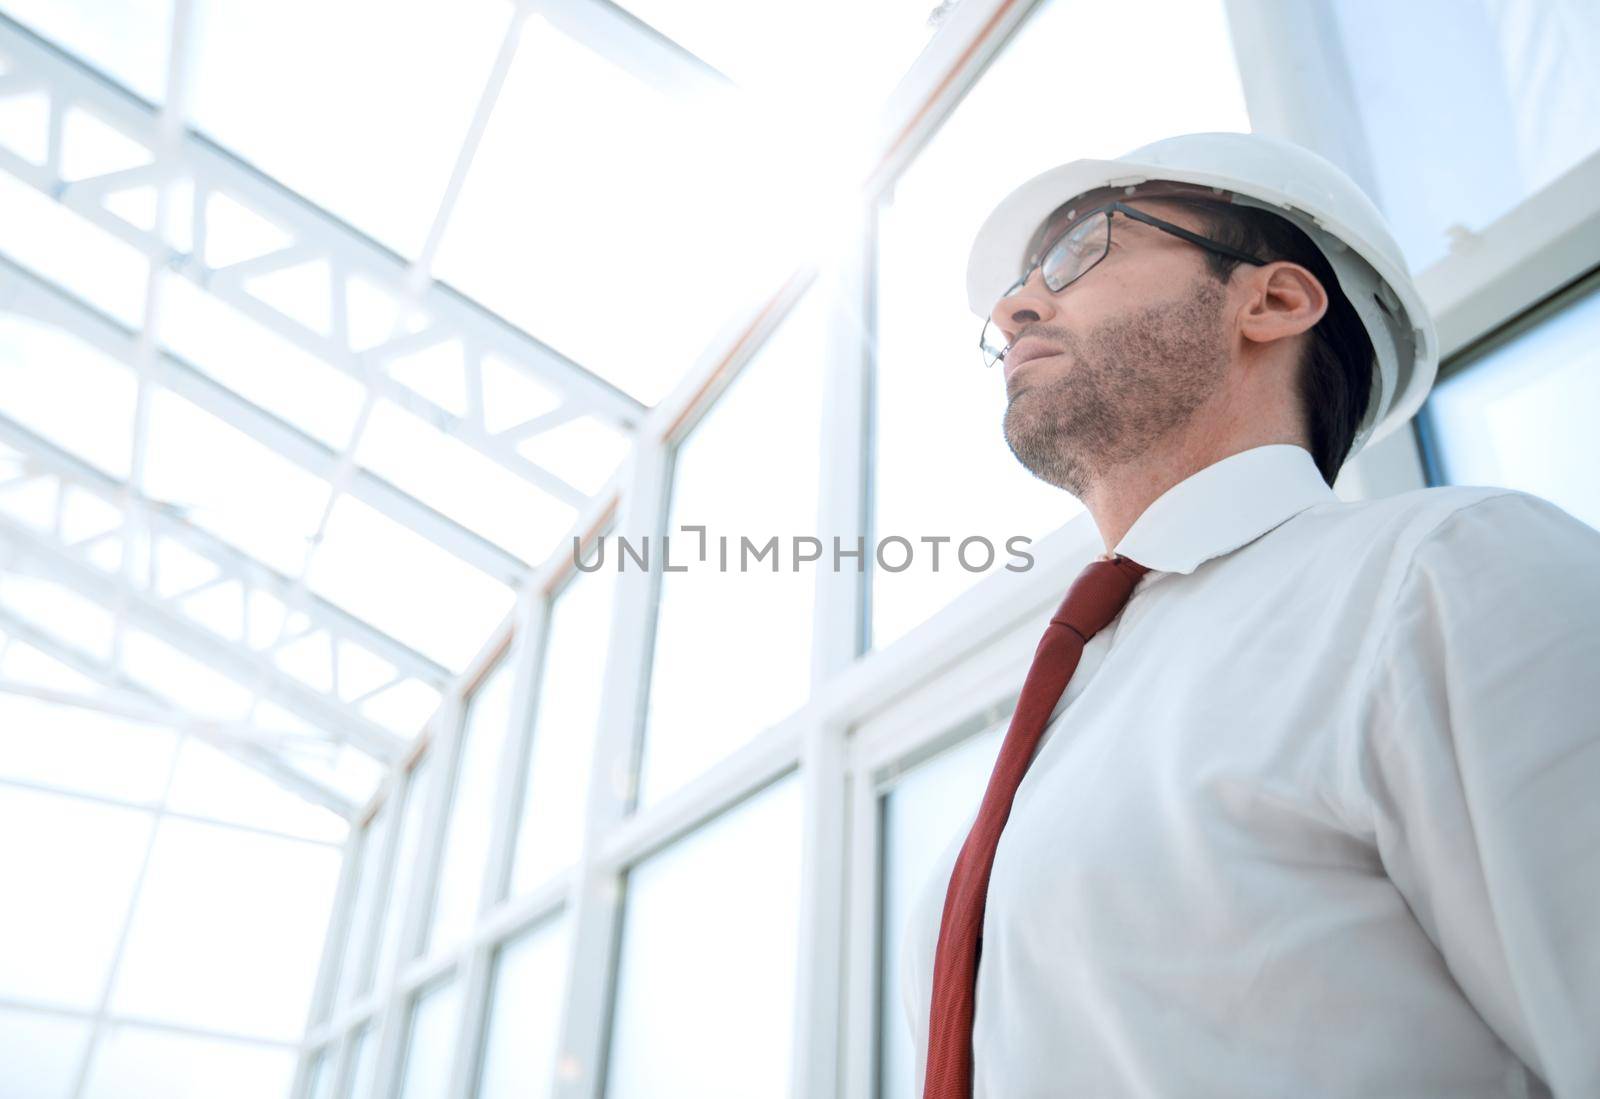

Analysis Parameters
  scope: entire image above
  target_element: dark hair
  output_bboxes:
[1155,196,1375,487]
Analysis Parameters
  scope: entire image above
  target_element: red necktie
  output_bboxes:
[922,552,1151,1098]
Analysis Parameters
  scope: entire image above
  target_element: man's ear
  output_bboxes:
[1238,261,1327,347]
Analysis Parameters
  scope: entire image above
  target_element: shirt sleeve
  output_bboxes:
[1355,489,1600,1096]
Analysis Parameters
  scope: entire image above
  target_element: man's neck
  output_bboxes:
[1083,429,1308,553]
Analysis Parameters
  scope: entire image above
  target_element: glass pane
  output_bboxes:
[0,1004,91,1099]
[428,660,515,954]
[308,1046,338,1099]
[3,0,174,102]
[474,916,569,1099]
[878,725,1003,1099]
[108,817,342,1041]
[617,0,936,118]
[282,741,387,808]
[0,636,103,696]
[606,773,803,1097]
[0,694,178,802]
[1421,278,1600,531]
[184,0,510,257]
[120,627,254,721]
[0,786,152,1009]
[346,1023,380,1099]
[305,495,516,673]
[871,0,1249,649]
[0,172,150,330]
[398,978,462,1099]
[0,576,116,664]
[159,273,367,449]
[163,738,348,842]
[142,387,334,575]
[432,15,798,405]
[354,399,577,564]
[374,757,435,980]
[510,563,616,895]
[1330,0,1600,270]
[81,1023,295,1099]
[513,414,629,498]
[334,801,393,1010]
[637,290,826,810]
[0,313,138,478]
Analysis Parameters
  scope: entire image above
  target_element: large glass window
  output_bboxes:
[346,1023,381,1099]
[162,737,348,842]
[305,495,517,674]
[0,314,140,477]
[81,1024,296,1099]
[1329,0,1600,270]
[182,0,510,258]
[0,177,149,330]
[333,801,395,1011]
[107,817,342,1041]
[432,15,802,404]
[1420,275,1593,527]
[615,0,937,134]
[871,0,1250,649]
[1418,273,1600,531]
[474,916,570,1098]
[374,756,436,982]
[0,694,177,802]
[0,786,153,1009]
[0,1003,90,1096]
[638,289,827,810]
[428,660,515,955]
[605,773,803,1097]
[2,0,174,103]
[307,1045,338,1099]
[511,562,616,895]
[877,724,1003,1099]
[398,978,463,1099]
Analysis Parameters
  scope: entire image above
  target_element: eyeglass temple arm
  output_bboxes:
[1113,202,1268,268]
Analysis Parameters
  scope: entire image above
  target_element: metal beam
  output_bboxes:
[0,15,647,481]
[0,405,450,691]
[0,506,405,763]
[0,610,357,818]
[0,251,531,587]
[0,678,327,754]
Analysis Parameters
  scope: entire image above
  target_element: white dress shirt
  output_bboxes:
[899,443,1600,1098]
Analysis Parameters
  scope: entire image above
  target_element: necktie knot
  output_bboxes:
[1050,553,1150,639]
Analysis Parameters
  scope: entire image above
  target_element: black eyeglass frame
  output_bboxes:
[980,200,1269,368]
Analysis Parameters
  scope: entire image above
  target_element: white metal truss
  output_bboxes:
[0,412,425,763]
[0,0,740,829]
[0,253,529,586]
[0,15,648,515]
[0,608,355,818]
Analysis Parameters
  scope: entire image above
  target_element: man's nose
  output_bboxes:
[988,276,1057,346]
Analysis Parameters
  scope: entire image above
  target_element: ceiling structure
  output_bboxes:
[0,3,673,817]
[0,0,942,816]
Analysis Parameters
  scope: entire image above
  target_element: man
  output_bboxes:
[900,132,1600,1097]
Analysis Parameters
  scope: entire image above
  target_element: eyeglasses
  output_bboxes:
[979,200,1268,368]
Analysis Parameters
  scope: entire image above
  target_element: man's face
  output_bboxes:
[992,188,1236,498]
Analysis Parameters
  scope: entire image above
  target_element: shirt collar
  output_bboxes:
[1111,444,1337,575]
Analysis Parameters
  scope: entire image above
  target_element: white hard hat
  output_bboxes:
[966,131,1437,459]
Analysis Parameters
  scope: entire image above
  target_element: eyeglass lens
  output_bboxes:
[979,210,1111,368]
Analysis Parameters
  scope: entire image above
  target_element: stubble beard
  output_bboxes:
[1001,279,1230,499]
